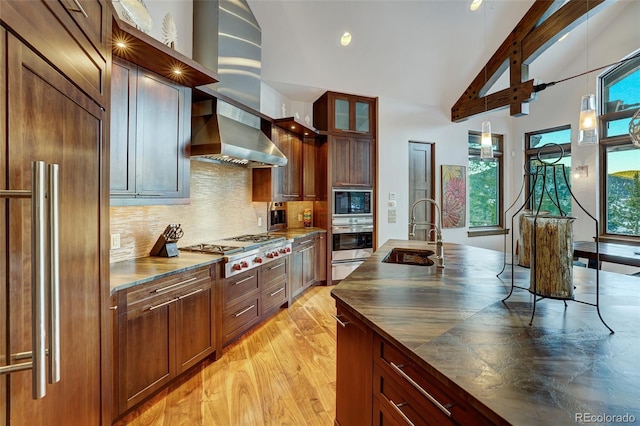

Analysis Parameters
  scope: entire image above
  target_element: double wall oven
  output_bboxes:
[332,189,374,281]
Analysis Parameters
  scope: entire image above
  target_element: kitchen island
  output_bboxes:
[331,239,640,425]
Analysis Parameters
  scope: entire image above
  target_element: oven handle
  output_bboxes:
[332,225,374,234]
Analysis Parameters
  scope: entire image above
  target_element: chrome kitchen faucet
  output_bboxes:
[409,198,445,268]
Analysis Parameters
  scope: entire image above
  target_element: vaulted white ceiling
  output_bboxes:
[247,0,632,116]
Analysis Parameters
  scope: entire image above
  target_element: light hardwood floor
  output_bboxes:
[115,285,338,426]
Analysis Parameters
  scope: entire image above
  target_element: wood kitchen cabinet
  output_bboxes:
[222,269,261,346]
[303,136,328,200]
[221,258,289,346]
[313,91,376,137]
[110,56,191,205]
[253,126,302,202]
[291,236,317,301]
[1,1,109,423]
[334,302,373,426]
[315,232,327,284]
[115,265,215,415]
[334,301,493,426]
[260,257,289,317]
[332,135,374,187]
[372,334,493,425]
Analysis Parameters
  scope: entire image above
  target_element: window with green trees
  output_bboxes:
[599,51,640,239]
[525,126,572,216]
[468,131,503,228]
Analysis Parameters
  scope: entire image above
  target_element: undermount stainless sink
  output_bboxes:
[382,248,435,266]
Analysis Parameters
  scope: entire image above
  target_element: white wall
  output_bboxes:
[118,0,194,57]
[376,97,514,252]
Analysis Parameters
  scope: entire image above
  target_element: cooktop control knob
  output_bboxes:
[232,263,242,271]
[254,257,263,263]
[241,261,249,268]
[267,252,275,258]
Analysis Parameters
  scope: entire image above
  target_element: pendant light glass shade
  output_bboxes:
[480,121,493,159]
[578,94,598,145]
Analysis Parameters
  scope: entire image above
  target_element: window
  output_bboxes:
[599,51,640,240]
[468,131,505,236]
[525,126,572,216]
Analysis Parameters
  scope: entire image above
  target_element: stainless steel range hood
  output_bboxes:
[190,99,287,167]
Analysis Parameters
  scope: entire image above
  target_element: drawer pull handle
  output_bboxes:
[389,362,452,417]
[109,306,118,311]
[269,287,285,297]
[178,288,204,300]
[331,314,349,328]
[268,262,285,270]
[235,304,256,318]
[148,298,178,311]
[299,239,313,245]
[154,277,198,293]
[232,275,255,286]
[69,0,89,18]
[389,399,415,426]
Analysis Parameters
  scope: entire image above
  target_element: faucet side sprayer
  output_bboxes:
[409,198,445,268]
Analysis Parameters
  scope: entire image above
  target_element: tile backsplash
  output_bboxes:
[110,161,268,263]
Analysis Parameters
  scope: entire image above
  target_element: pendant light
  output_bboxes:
[578,94,597,145]
[578,0,597,146]
[479,1,493,160]
[481,121,493,159]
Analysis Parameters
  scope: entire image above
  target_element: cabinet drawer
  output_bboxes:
[374,363,448,426]
[261,277,287,314]
[223,296,261,345]
[261,258,287,286]
[127,267,212,309]
[222,270,259,309]
[375,335,489,425]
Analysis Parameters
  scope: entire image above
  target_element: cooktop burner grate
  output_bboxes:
[227,234,285,243]
[180,243,244,255]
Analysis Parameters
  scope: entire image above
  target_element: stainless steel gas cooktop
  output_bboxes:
[180,234,292,277]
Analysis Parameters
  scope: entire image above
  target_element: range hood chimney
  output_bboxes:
[191,1,284,167]
[191,98,287,167]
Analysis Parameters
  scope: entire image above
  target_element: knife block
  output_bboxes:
[150,235,179,257]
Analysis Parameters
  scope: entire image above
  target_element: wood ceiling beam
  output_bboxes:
[451,0,608,123]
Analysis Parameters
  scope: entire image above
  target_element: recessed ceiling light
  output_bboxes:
[470,0,483,11]
[558,32,570,42]
[340,32,352,47]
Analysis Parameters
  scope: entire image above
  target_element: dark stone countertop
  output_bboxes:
[110,252,223,294]
[331,239,640,425]
[109,228,327,294]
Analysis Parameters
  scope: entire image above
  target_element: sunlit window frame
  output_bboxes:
[467,131,507,237]
[524,125,572,215]
[598,52,640,243]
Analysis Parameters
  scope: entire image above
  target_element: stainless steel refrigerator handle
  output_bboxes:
[0,161,58,400]
[48,164,61,384]
[32,161,47,399]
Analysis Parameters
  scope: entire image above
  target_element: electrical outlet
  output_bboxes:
[258,217,262,227]
[110,233,121,250]
[389,192,396,201]
[297,213,303,222]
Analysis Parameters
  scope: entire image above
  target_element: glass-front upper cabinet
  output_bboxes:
[335,98,351,131]
[313,91,376,136]
[355,101,370,132]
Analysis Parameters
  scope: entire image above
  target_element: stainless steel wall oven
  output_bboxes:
[331,216,374,281]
